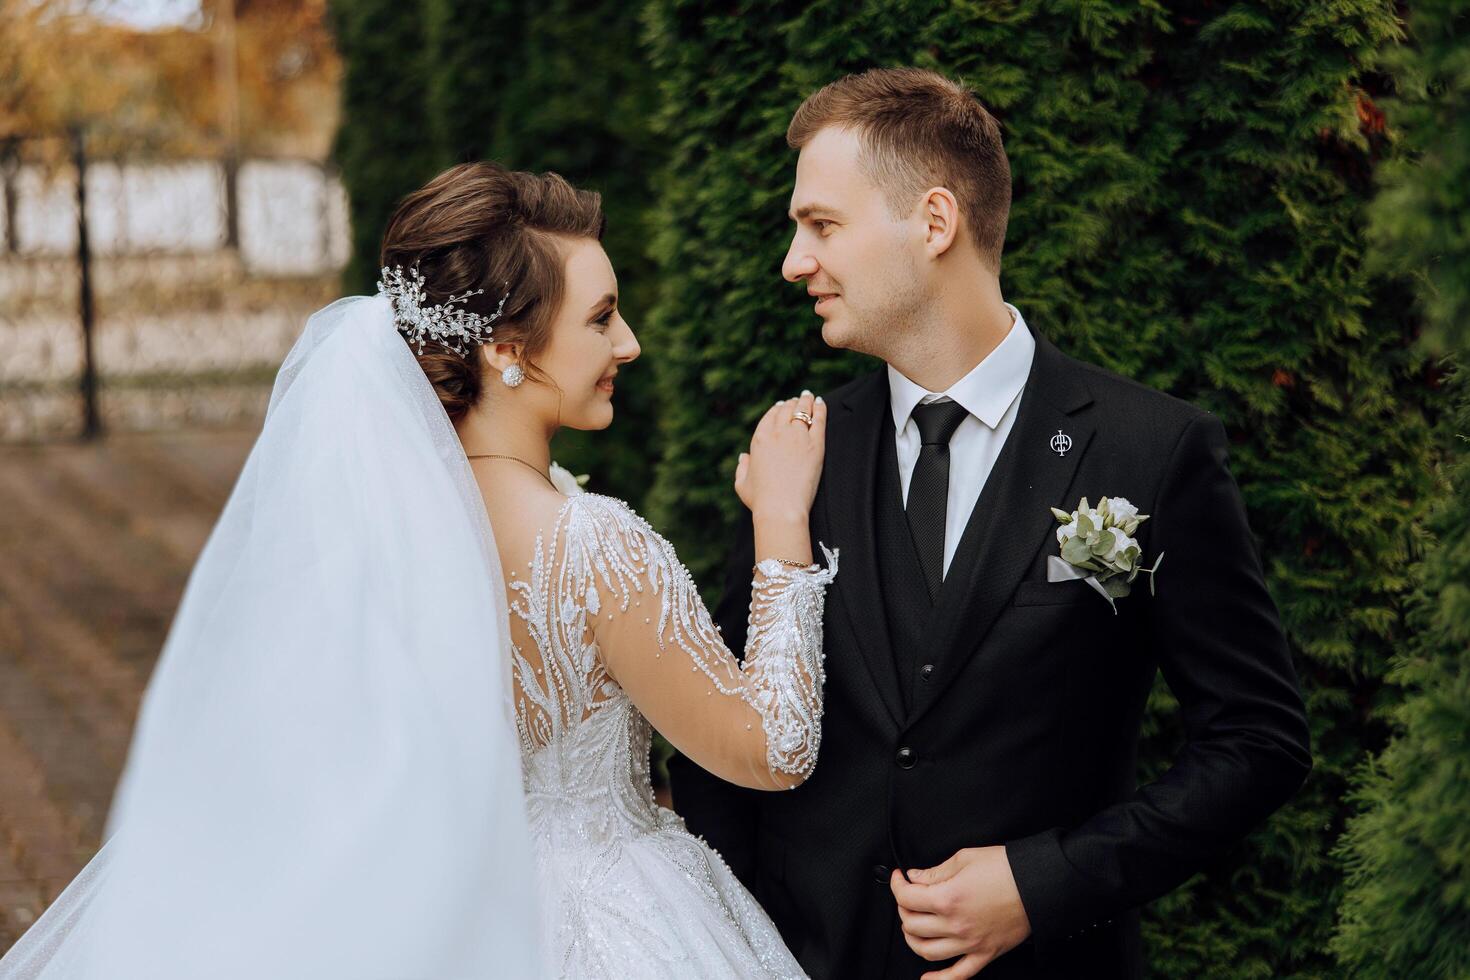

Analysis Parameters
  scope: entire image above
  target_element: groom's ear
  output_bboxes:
[920,186,960,259]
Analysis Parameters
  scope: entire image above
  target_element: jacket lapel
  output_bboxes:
[906,330,1095,727]
[824,370,905,728]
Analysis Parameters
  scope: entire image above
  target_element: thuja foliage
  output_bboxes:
[1332,373,1470,979]
[334,0,660,504]
[1360,0,1470,359]
[1332,1,1470,975]
[328,0,441,295]
[641,2,1441,975]
[422,0,521,171]
[470,0,663,504]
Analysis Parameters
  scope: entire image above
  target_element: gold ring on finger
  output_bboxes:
[791,410,815,427]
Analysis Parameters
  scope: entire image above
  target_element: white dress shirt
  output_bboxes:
[888,303,1035,578]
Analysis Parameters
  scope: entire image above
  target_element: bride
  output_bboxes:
[0,162,835,979]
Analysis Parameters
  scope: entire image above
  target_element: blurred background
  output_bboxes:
[0,0,1465,976]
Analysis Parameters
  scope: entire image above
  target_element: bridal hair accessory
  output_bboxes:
[1048,496,1164,614]
[378,263,510,356]
[501,364,525,388]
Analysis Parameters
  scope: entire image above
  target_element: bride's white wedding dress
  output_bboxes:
[508,491,834,978]
[0,292,835,979]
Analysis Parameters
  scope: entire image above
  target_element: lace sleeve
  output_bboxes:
[559,494,837,791]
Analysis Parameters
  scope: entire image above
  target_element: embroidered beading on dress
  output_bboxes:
[503,492,836,979]
[745,556,836,777]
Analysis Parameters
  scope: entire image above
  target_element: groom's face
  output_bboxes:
[783,126,924,360]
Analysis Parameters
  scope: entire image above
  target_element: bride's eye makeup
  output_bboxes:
[590,294,617,330]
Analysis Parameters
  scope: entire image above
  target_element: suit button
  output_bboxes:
[920,663,934,679]
[895,746,917,769]
[873,864,891,883]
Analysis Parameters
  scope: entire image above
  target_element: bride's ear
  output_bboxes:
[481,341,520,374]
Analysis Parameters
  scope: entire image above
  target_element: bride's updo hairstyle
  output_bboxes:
[379,161,605,420]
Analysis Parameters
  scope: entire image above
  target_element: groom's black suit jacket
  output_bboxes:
[669,324,1312,979]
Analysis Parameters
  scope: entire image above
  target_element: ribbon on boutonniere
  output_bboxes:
[1047,496,1164,614]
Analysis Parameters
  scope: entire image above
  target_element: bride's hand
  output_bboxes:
[735,389,826,520]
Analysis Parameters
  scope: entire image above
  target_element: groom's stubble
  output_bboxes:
[829,236,938,369]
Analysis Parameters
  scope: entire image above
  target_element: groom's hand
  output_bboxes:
[889,845,1032,979]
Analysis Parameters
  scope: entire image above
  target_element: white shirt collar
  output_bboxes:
[887,302,1035,433]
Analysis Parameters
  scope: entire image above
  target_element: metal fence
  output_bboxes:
[0,133,350,442]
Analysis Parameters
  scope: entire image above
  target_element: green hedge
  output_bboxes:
[423,0,520,170]
[475,0,663,504]
[1332,1,1470,975]
[334,0,1459,972]
[1332,374,1469,980]
[329,0,441,295]
[641,2,1439,976]
[333,0,660,505]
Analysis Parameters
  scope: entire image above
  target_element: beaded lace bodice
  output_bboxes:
[502,492,835,977]
[506,492,836,803]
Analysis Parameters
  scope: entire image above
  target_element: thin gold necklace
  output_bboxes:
[466,453,556,490]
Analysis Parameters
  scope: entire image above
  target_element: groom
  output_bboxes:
[670,67,1312,980]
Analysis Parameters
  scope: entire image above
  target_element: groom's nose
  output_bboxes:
[782,239,818,283]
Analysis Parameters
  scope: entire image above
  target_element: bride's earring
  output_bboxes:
[501,364,524,388]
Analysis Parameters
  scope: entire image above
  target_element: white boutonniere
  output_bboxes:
[548,461,590,496]
[1047,496,1164,614]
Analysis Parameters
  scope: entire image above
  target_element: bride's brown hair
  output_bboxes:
[379,161,605,420]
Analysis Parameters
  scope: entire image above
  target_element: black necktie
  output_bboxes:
[905,400,970,603]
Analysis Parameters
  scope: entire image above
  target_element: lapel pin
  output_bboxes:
[1050,429,1072,457]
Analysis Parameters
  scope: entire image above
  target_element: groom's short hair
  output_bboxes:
[787,67,1010,271]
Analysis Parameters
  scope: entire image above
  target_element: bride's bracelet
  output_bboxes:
[753,556,815,575]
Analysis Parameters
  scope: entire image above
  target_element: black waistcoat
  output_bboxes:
[874,421,939,713]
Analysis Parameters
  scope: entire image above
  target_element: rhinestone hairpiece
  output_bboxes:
[377,263,509,356]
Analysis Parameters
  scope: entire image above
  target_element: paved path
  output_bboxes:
[0,429,676,952]
[0,429,254,950]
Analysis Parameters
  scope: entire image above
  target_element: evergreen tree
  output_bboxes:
[424,0,521,168]
[488,0,663,504]
[1361,0,1470,359]
[1331,1,1470,974]
[336,0,660,504]
[643,2,1440,974]
[1332,374,1470,979]
[328,0,440,295]
[641,0,869,578]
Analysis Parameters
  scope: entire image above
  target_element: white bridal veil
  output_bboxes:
[0,295,545,978]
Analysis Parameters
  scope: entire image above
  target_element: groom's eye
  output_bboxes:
[813,220,832,233]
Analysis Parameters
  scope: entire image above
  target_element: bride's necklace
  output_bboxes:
[466,453,557,490]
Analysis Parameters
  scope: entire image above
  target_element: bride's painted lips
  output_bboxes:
[596,372,616,394]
